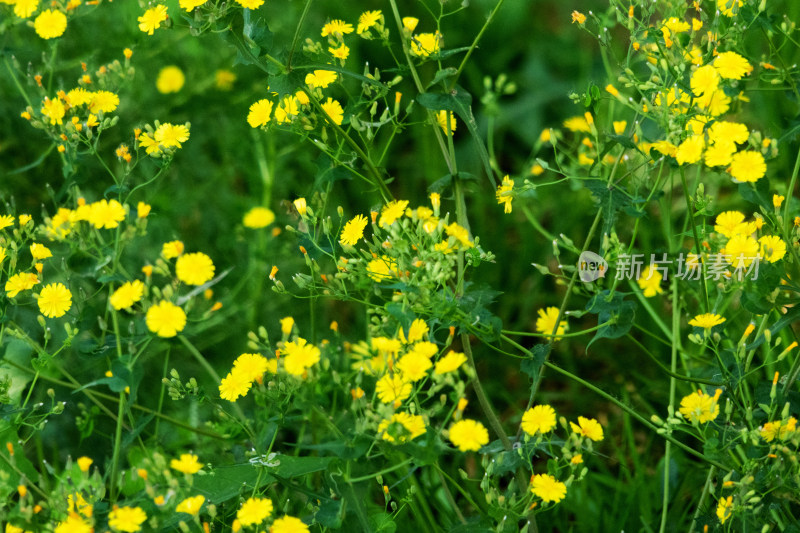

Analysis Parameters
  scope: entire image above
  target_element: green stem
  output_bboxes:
[503,321,612,338]
[109,391,126,502]
[688,466,717,533]
[178,335,221,383]
[542,359,729,471]
[518,208,603,438]
[287,0,313,69]
[345,458,413,483]
[626,335,723,386]
[449,0,507,90]
[4,55,33,107]
[678,168,710,312]
[659,279,680,533]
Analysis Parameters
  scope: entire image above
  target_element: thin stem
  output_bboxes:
[449,0,507,90]
[679,168,710,312]
[178,335,221,383]
[542,359,729,471]
[462,333,511,450]
[109,391,126,502]
[287,0,313,69]
[659,279,680,533]
[688,466,717,533]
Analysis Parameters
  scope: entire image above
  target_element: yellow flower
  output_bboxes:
[305,69,338,89]
[379,200,408,227]
[637,265,663,297]
[235,0,265,8]
[759,235,786,263]
[41,97,66,125]
[713,211,747,237]
[110,280,145,310]
[444,222,473,248]
[716,496,733,524]
[162,240,184,259]
[13,0,38,18]
[410,32,441,58]
[243,206,275,228]
[688,313,725,329]
[679,389,722,423]
[530,473,567,503]
[170,453,202,474]
[760,417,797,442]
[329,43,350,60]
[280,317,295,335]
[54,513,92,533]
[233,353,269,382]
[570,416,604,441]
[248,99,273,128]
[402,17,419,32]
[38,283,72,318]
[396,351,432,381]
[146,301,187,338]
[521,404,557,435]
[675,135,705,165]
[378,412,426,443]
[405,319,428,343]
[108,506,147,532]
[215,69,236,90]
[716,0,743,16]
[434,351,467,374]
[714,51,752,79]
[179,0,206,11]
[138,4,168,34]
[690,64,719,96]
[375,373,412,404]
[154,123,189,148]
[34,9,67,39]
[321,19,353,37]
[76,456,93,472]
[176,252,215,286]
[496,175,514,213]
[340,214,369,246]
[725,234,760,268]
[773,194,785,208]
[237,497,273,527]
[6,273,39,298]
[282,338,321,376]
[366,255,397,282]
[357,10,382,34]
[729,150,766,182]
[29,243,52,260]
[535,306,567,339]
[137,202,151,218]
[89,199,126,229]
[293,198,307,215]
[436,110,456,134]
[219,370,252,401]
[176,495,205,515]
[156,66,185,94]
[449,419,489,452]
[320,97,344,125]
[270,516,310,533]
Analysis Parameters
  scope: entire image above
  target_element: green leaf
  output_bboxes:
[194,464,267,504]
[585,291,637,348]
[427,67,458,89]
[520,344,550,384]
[738,178,771,211]
[584,179,634,235]
[271,454,334,478]
[416,86,496,186]
[316,499,344,528]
